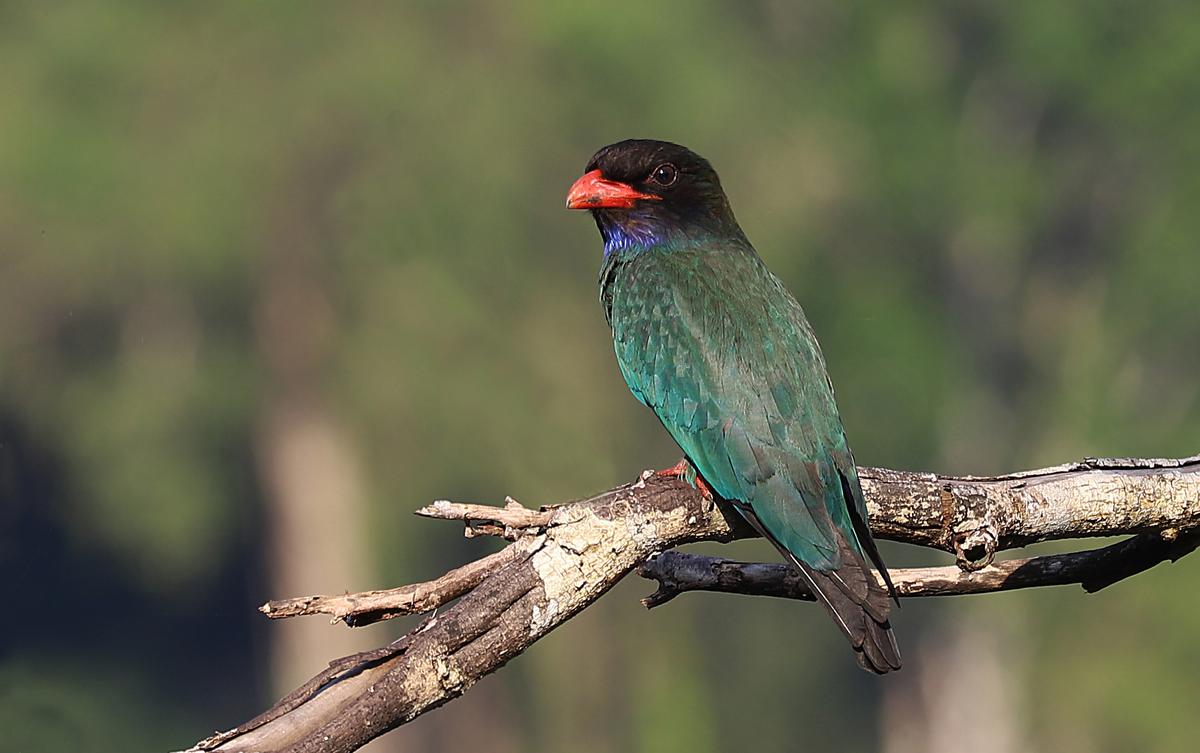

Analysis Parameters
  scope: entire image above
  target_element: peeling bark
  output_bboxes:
[186,454,1200,753]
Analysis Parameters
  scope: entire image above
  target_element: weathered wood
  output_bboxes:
[637,529,1200,606]
[858,456,1200,567]
[260,538,542,625]
[186,455,1200,753]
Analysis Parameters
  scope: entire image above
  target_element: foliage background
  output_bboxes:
[2,3,1198,752]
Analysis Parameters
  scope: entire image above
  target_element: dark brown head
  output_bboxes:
[567,139,744,253]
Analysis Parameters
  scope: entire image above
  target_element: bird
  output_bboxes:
[566,139,901,673]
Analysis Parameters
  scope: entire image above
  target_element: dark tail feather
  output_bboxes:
[735,503,901,674]
[839,469,900,607]
[796,560,901,674]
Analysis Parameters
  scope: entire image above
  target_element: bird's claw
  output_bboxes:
[657,458,715,503]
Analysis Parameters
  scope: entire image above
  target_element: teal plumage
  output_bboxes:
[571,140,900,673]
[605,245,842,566]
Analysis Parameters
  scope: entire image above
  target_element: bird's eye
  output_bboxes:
[649,163,678,187]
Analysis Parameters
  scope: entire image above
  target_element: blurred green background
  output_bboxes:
[2,2,1199,752]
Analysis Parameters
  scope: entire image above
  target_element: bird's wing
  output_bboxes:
[609,246,900,671]
[611,246,863,571]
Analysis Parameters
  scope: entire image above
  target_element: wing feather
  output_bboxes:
[605,244,900,671]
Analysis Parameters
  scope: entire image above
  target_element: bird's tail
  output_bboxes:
[737,503,901,674]
[789,550,901,674]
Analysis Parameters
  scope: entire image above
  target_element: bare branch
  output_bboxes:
[857,454,1200,567]
[636,528,1200,607]
[415,497,554,540]
[186,454,1200,753]
[260,537,543,625]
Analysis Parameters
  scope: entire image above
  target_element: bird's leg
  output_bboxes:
[657,458,715,502]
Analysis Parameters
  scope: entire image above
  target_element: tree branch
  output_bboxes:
[185,454,1200,753]
[636,529,1200,607]
[259,537,543,626]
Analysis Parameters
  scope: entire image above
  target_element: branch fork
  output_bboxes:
[189,454,1200,753]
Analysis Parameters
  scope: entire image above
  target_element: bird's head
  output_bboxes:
[567,139,743,254]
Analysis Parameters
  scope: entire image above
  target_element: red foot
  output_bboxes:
[657,458,715,501]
